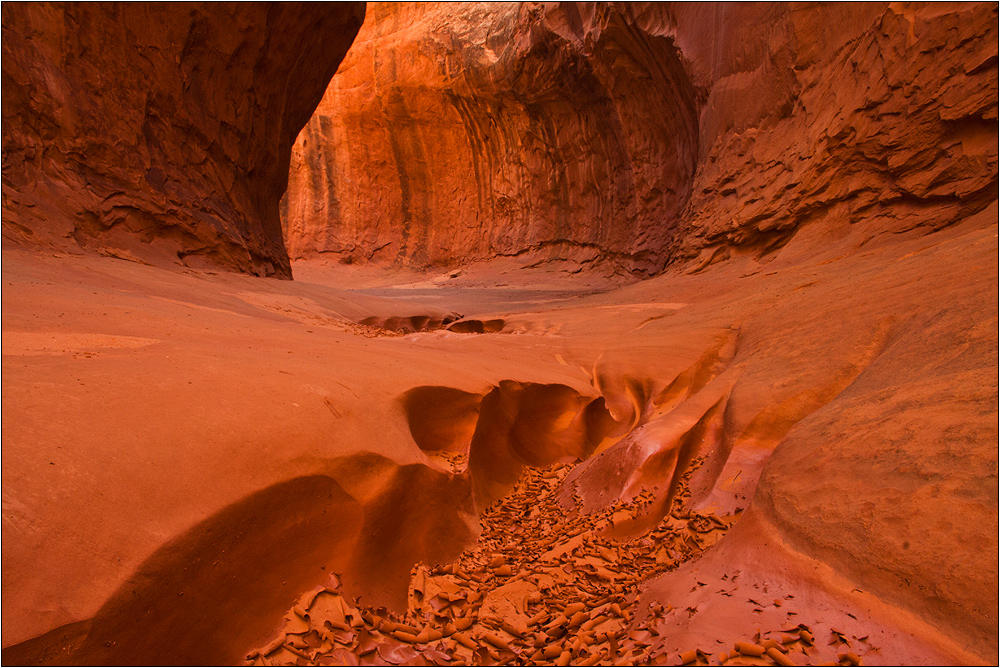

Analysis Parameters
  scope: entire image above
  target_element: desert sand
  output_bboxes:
[2,2,997,667]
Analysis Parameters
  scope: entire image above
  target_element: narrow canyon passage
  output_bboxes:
[2,2,997,668]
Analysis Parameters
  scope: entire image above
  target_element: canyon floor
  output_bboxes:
[2,207,998,666]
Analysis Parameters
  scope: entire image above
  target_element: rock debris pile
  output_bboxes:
[245,459,866,666]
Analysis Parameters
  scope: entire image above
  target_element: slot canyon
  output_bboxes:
[1,2,997,666]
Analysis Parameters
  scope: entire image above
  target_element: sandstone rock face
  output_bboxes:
[2,2,365,277]
[1,2,997,666]
[282,2,700,274]
[282,2,997,274]
[671,2,999,267]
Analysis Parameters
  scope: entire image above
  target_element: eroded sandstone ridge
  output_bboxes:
[283,2,997,274]
[1,2,364,277]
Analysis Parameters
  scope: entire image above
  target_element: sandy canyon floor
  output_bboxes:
[2,2,996,666]
[2,208,997,666]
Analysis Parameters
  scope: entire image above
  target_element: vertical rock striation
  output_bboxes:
[283,2,997,274]
[282,2,700,274]
[2,2,365,277]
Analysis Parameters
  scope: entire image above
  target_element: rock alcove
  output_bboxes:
[1,2,997,667]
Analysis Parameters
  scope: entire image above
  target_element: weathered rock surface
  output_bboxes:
[282,2,997,275]
[672,2,999,267]
[2,2,364,277]
[282,2,700,273]
[3,211,994,663]
[1,1,997,666]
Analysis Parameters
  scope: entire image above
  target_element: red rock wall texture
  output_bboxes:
[282,2,699,273]
[2,2,365,278]
[672,2,999,267]
[282,2,997,273]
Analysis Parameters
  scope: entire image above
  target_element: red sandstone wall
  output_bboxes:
[2,2,365,277]
[670,2,999,268]
[282,2,700,274]
[282,2,997,274]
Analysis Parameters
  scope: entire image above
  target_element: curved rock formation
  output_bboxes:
[282,2,699,274]
[1,2,996,666]
[282,2,997,274]
[1,2,365,277]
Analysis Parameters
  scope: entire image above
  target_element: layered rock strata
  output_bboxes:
[672,2,999,267]
[2,2,365,277]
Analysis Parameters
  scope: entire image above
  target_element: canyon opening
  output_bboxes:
[2,2,997,667]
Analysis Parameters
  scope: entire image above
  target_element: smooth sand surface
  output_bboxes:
[2,209,997,664]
